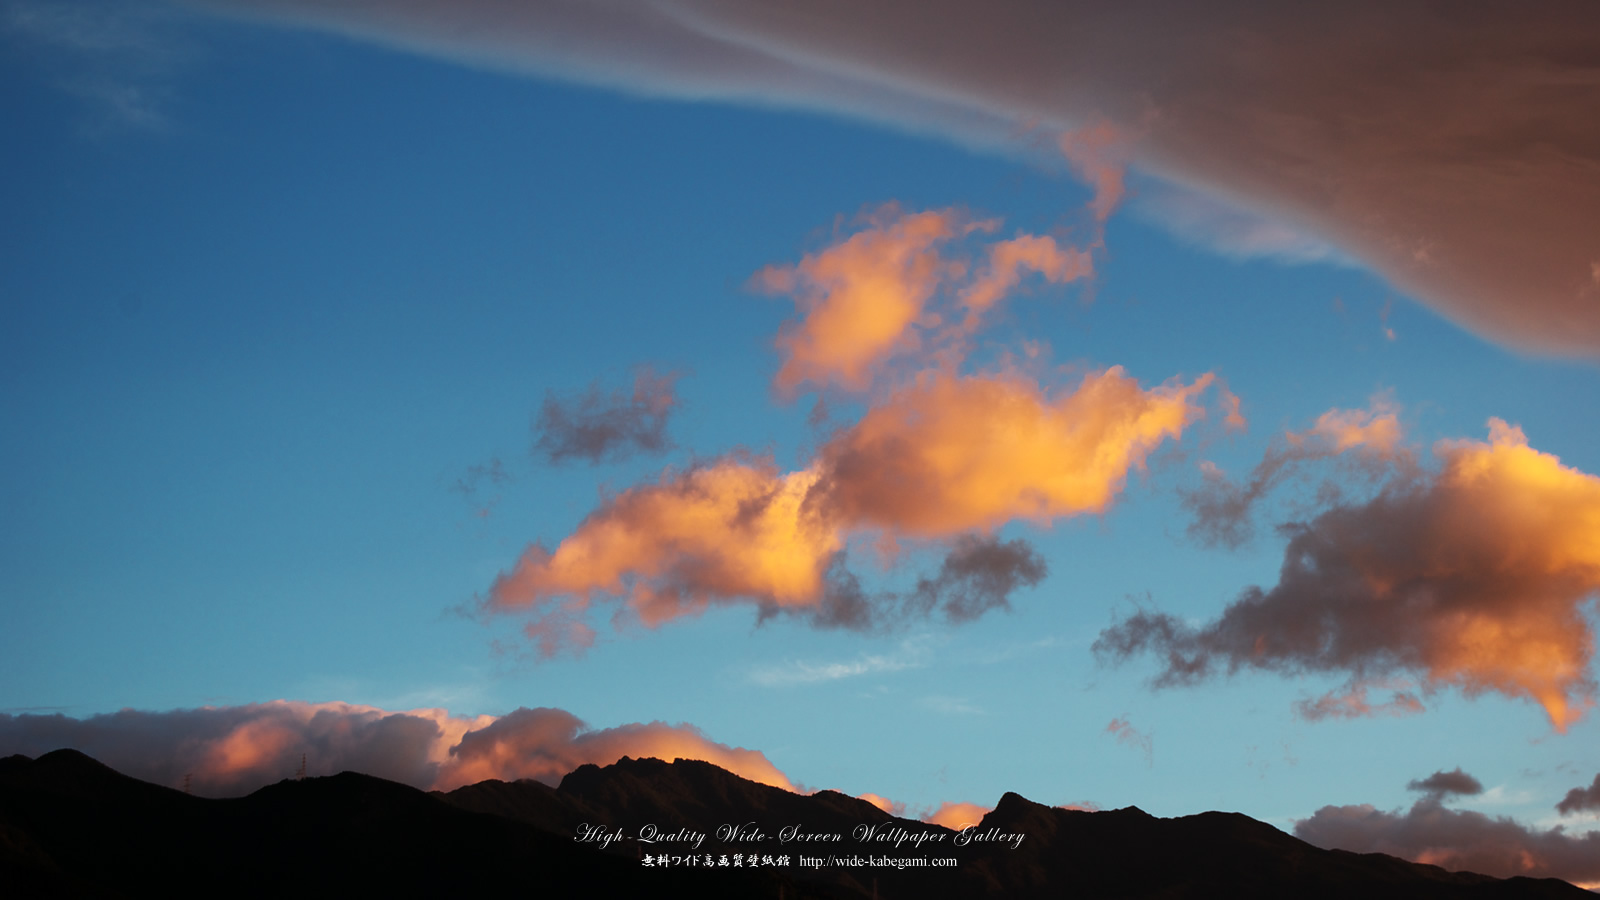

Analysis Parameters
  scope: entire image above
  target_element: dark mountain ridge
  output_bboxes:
[1,749,1590,898]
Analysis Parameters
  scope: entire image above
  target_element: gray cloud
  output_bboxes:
[905,534,1048,623]
[1295,793,1600,884]
[1556,773,1600,816]
[532,367,678,465]
[0,702,452,795]
[793,535,1047,632]
[1407,768,1484,799]
[192,0,1600,355]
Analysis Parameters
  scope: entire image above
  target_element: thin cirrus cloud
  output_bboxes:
[1129,183,1344,265]
[532,366,679,466]
[1294,770,1600,885]
[0,701,795,796]
[747,635,936,687]
[747,652,920,688]
[1099,419,1600,731]
[1293,679,1424,723]
[191,0,1600,355]
[1103,717,1152,767]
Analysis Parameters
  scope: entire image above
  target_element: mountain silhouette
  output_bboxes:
[2,749,1590,898]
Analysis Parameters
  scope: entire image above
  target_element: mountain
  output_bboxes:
[1,749,1590,898]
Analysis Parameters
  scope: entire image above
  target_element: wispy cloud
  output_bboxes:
[3,0,189,130]
[748,636,935,687]
[484,199,1230,656]
[1104,716,1153,766]
[1296,771,1600,884]
[1133,183,1346,265]
[1181,394,1408,549]
[919,695,984,715]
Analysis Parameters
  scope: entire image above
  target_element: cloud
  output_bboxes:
[451,457,512,496]
[487,455,841,641]
[1056,120,1134,225]
[1181,395,1407,549]
[753,206,1093,393]
[435,706,795,792]
[859,791,907,816]
[919,695,984,716]
[903,534,1047,623]
[1104,716,1152,766]
[0,701,793,796]
[0,701,485,795]
[747,638,931,687]
[1407,768,1484,798]
[813,368,1215,536]
[1293,680,1424,722]
[1133,184,1345,264]
[3,0,188,130]
[487,366,1215,654]
[1100,419,1600,731]
[958,233,1094,329]
[191,0,1600,355]
[924,800,992,829]
[532,367,679,465]
[1556,773,1600,816]
[1295,791,1600,884]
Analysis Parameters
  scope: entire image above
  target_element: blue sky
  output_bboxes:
[3,0,1599,881]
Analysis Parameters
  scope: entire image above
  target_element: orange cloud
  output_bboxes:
[486,366,1219,652]
[1103,419,1600,731]
[1291,396,1403,456]
[486,456,840,636]
[858,792,906,816]
[754,206,974,393]
[924,801,992,830]
[958,233,1093,327]
[815,368,1215,536]
[0,701,793,798]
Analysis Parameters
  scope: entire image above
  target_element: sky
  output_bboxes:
[3,0,1600,885]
